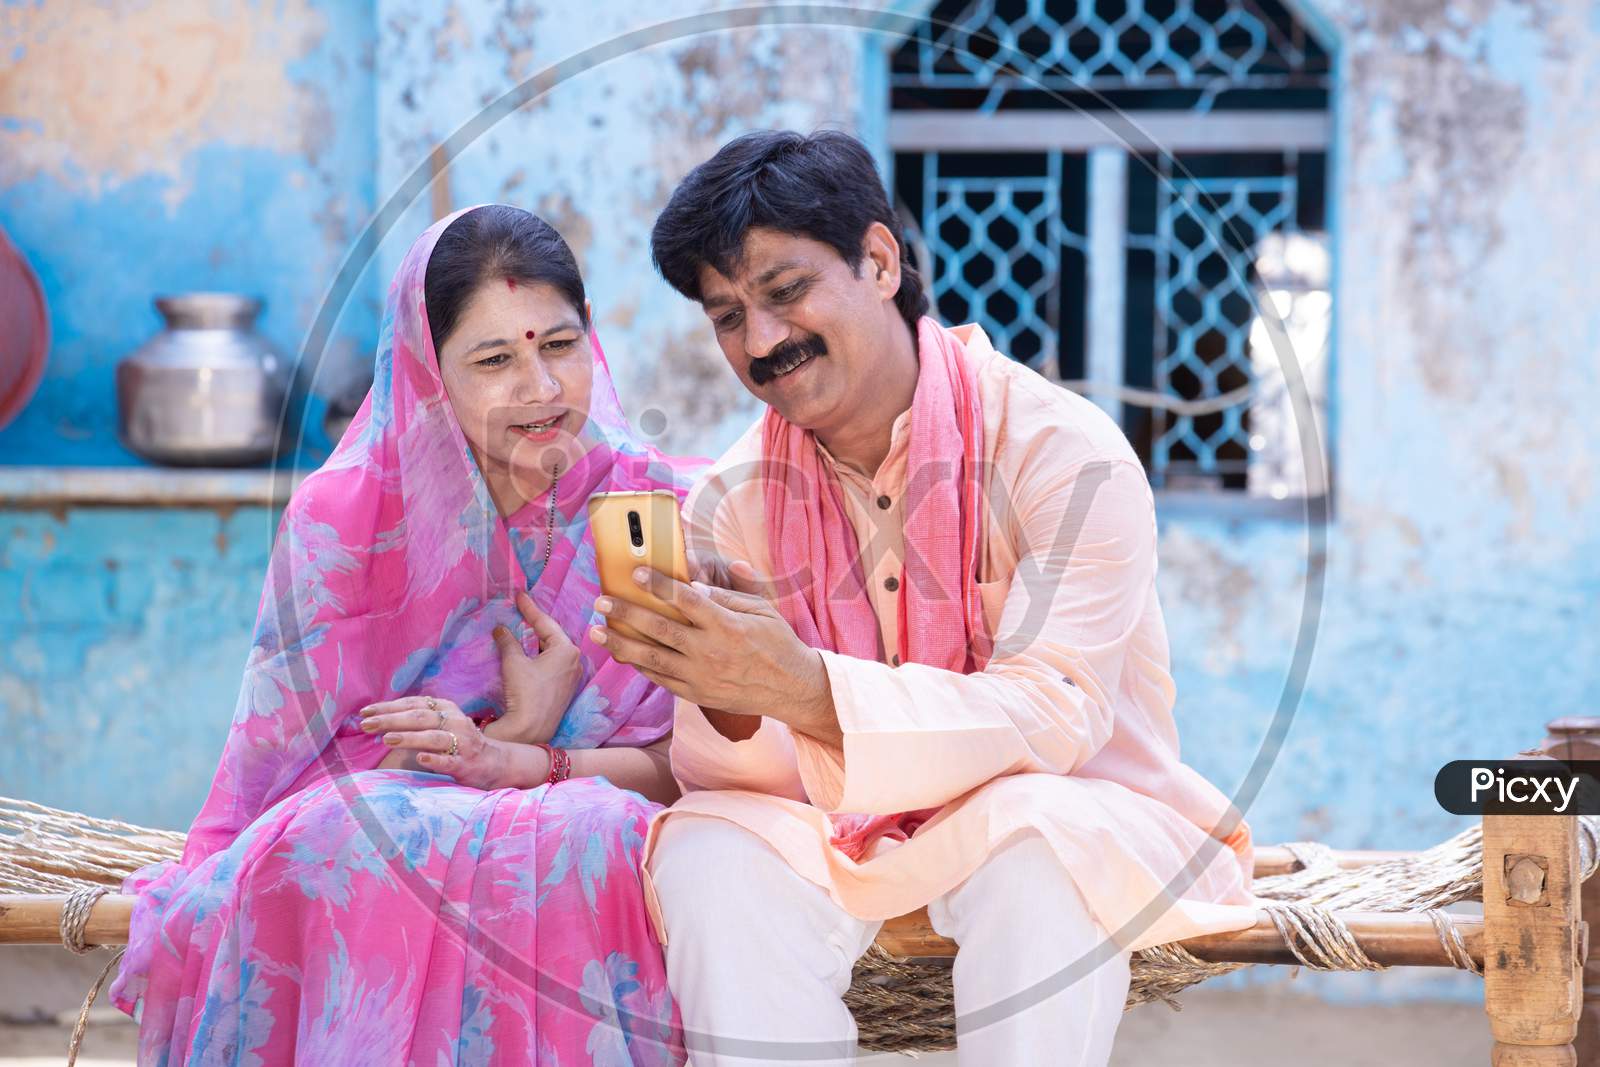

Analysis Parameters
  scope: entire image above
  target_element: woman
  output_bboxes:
[109,205,699,1066]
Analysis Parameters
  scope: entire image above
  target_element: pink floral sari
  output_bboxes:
[109,208,700,1066]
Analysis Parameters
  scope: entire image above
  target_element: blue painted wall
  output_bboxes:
[0,0,380,466]
[1153,0,1600,1002]
[0,506,272,827]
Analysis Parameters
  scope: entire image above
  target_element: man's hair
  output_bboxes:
[650,129,929,330]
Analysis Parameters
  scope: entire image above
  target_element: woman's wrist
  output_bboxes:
[482,713,551,746]
[503,741,554,788]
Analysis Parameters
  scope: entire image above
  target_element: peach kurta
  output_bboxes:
[640,325,1258,954]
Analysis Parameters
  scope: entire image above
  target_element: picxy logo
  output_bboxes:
[1435,760,1600,816]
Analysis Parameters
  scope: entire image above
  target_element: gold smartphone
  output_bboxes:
[587,490,691,643]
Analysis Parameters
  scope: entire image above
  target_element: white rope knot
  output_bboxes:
[1259,902,1387,972]
[1427,909,1482,975]
[60,884,108,955]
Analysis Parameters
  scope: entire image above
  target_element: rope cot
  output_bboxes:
[8,796,1593,1056]
[0,796,184,893]
[845,821,1592,1052]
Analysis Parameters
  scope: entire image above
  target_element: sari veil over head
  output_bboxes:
[110,206,697,1066]
[187,204,699,860]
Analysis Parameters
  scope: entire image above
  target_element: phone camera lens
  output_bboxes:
[627,510,644,548]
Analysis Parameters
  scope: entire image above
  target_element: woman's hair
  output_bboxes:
[424,205,590,355]
[649,129,929,331]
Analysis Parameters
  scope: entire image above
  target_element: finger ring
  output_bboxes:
[427,696,444,728]
[447,734,459,758]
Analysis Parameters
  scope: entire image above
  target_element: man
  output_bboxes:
[588,129,1257,1066]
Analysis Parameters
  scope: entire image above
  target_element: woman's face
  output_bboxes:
[435,279,594,514]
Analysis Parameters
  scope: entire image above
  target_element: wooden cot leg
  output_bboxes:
[1542,717,1600,1065]
[1484,803,1583,1066]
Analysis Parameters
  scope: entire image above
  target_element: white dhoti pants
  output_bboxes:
[648,815,1133,1066]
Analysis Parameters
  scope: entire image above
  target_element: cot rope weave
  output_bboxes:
[1279,840,1337,875]
[4,796,1598,1055]
[845,819,1600,1051]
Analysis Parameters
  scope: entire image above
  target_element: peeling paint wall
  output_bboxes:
[1156,0,1600,1002]
[0,0,380,464]
[1168,0,1600,857]
[373,0,873,457]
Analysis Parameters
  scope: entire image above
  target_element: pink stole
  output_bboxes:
[761,317,989,860]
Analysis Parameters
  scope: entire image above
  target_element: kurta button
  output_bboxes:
[884,576,899,592]
[876,494,891,510]
[1062,675,1077,687]
[891,654,901,666]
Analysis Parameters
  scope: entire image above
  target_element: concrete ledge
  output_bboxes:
[0,467,305,509]
[1155,489,1329,524]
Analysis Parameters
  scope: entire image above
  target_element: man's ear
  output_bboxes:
[862,221,902,302]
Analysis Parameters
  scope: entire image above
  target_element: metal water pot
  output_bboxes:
[117,294,290,466]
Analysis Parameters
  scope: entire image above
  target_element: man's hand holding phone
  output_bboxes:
[591,561,841,747]
[588,495,842,747]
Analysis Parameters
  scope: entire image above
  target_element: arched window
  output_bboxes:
[890,0,1333,500]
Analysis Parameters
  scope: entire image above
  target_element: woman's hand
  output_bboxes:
[362,695,538,790]
[488,589,582,745]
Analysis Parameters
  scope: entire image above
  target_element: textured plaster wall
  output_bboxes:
[0,0,376,816]
[0,0,380,464]
[372,0,879,459]
[0,506,273,828]
[1155,0,1600,1001]
[1166,0,1600,851]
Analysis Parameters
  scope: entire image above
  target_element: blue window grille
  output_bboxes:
[920,152,1086,374]
[892,0,1330,111]
[1148,172,1298,486]
[891,0,1333,498]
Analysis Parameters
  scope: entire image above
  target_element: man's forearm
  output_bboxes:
[778,650,844,748]
[702,651,841,747]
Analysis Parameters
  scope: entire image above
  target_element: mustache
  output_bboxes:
[749,334,828,386]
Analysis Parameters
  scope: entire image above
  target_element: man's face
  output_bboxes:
[696,227,893,434]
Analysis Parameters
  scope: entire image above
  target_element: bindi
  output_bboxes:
[525,330,536,340]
